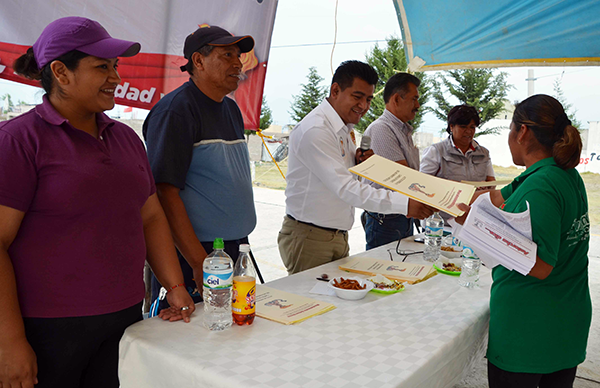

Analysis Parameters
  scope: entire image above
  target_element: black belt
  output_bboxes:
[286,215,347,234]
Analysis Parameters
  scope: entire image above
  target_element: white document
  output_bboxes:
[454,193,537,275]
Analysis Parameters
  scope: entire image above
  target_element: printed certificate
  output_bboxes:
[339,257,437,284]
[349,155,475,216]
[453,192,537,275]
[256,286,336,325]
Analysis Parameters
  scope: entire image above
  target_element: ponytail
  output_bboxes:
[13,48,88,95]
[553,125,582,169]
[13,47,41,80]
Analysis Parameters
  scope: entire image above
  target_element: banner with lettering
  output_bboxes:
[0,0,278,129]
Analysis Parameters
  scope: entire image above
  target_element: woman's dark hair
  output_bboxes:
[512,94,582,170]
[446,105,481,135]
[13,48,89,94]
[332,60,378,91]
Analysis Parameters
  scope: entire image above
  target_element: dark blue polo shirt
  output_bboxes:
[143,80,256,241]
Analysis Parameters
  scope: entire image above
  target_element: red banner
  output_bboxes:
[0,0,277,130]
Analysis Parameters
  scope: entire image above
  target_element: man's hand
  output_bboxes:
[159,287,196,323]
[0,336,38,388]
[406,199,436,219]
[355,148,374,164]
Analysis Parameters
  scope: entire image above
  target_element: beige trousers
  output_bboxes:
[277,215,350,275]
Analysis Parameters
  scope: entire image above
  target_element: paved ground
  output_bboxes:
[249,186,600,387]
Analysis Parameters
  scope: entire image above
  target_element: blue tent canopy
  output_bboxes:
[393,0,600,71]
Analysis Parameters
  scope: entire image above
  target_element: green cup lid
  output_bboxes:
[213,238,224,249]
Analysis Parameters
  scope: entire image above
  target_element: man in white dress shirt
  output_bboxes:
[362,73,422,250]
[278,61,435,274]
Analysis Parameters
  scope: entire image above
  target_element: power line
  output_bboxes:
[528,67,594,80]
[272,39,385,49]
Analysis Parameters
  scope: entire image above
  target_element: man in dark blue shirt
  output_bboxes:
[143,26,257,310]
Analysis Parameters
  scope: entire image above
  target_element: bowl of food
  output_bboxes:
[328,277,374,300]
[433,258,462,275]
[440,244,463,259]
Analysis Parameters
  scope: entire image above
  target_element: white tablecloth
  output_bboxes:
[119,238,491,388]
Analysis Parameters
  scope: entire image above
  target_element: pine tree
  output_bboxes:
[289,67,328,123]
[245,95,273,140]
[259,95,273,130]
[356,36,430,133]
[431,69,512,136]
[552,79,583,130]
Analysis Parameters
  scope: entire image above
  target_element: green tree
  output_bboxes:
[356,36,430,133]
[259,95,273,130]
[431,69,512,136]
[289,66,328,123]
[552,79,583,130]
[245,95,274,140]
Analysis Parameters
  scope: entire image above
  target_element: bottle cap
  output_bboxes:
[239,244,250,253]
[213,238,224,250]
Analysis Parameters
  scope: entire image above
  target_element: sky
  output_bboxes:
[1,0,599,134]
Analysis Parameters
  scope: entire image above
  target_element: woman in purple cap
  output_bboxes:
[0,17,195,388]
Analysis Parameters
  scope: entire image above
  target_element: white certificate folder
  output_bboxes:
[349,155,475,217]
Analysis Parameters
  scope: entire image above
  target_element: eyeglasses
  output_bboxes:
[387,239,423,262]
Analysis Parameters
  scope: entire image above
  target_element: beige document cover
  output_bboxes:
[256,285,336,325]
[339,257,437,284]
[461,179,512,188]
[349,154,475,216]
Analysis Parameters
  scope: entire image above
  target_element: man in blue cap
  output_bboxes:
[143,26,257,311]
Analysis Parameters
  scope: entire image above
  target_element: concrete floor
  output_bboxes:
[249,186,600,387]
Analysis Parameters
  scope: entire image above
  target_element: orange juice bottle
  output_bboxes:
[232,244,256,325]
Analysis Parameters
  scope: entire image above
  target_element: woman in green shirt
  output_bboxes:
[462,94,591,388]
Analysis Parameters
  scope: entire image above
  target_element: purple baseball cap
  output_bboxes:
[32,16,141,69]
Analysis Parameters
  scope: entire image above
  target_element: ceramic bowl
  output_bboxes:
[328,277,374,300]
[440,245,463,259]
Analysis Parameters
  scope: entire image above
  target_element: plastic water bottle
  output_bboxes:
[232,244,256,326]
[423,212,443,262]
[458,246,481,288]
[203,238,233,331]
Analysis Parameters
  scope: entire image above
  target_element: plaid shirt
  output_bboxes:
[364,109,420,189]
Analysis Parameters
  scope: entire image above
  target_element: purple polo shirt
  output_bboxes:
[0,96,155,318]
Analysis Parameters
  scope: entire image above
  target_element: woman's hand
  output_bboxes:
[454,203,471,225]
[0,336,38,388]
[159,286,195,323]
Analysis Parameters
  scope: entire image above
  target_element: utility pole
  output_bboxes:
[526,69,536,96]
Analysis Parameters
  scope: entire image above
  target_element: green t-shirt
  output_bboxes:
[487,157,591,373]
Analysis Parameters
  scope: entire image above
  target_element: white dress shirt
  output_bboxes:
[285,99,409,231]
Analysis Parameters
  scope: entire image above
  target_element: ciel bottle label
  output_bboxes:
[203,271,233,289]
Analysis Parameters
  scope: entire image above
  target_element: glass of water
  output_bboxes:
[458,247,480,289]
